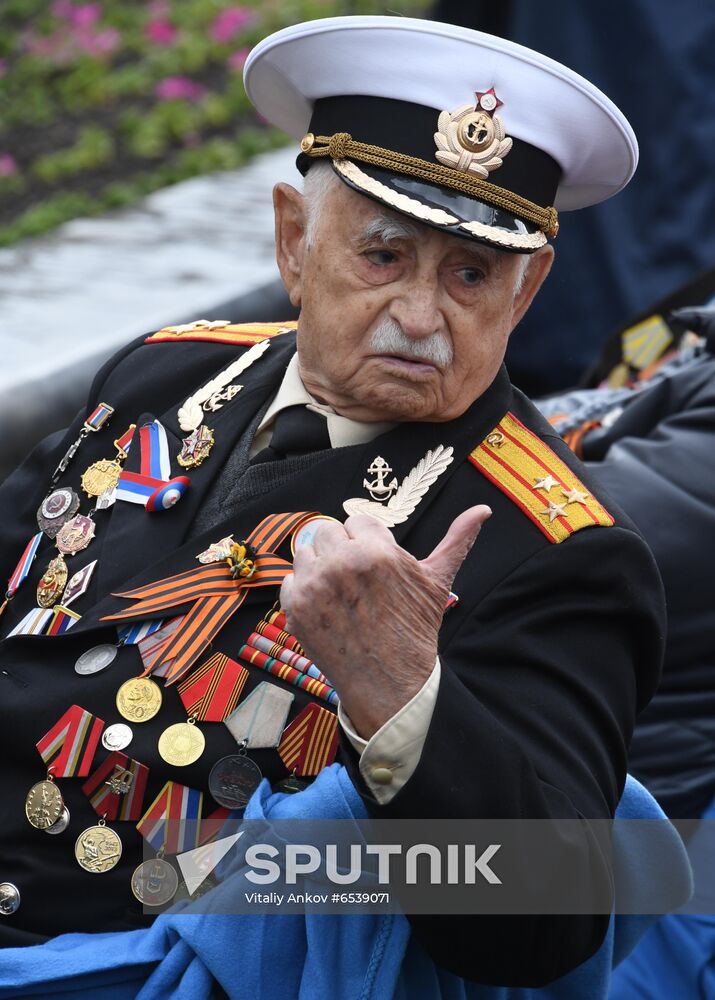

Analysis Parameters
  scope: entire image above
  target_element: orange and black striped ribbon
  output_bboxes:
[277,703,339,777]
[177,652,248,721]
[102,512,316,684]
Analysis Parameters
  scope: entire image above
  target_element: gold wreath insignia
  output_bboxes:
[434,104,513,179]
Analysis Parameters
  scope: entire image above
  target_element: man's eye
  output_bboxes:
[365,249,397,266]
[457,267,483,286]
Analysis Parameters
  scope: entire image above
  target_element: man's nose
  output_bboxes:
[389,276,444,339]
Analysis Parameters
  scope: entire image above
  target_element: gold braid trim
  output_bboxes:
[302,132,559,238]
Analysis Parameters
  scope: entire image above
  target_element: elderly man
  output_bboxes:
[0,15,664,991]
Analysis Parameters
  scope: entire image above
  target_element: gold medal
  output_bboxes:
[25,776,64,830]
[36,555,69,609]
[116,676,162,723]
[158,717,205,766]
[80,426,135,498]
[177,425,215,469]
[80,459,122,498]
[75,819,122,873]
[55,514,96,556]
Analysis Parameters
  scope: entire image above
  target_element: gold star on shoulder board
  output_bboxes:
[562,487,590,505]
[541,501,568,523]
[533,474,558,492]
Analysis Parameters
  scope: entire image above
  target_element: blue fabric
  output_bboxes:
[609,792,715,1000]
[0,771,690,1000]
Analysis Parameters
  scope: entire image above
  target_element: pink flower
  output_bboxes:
[209,7,253,44]
[146,19,177,46]
[71,4,101,29]
[0,154,18,178]
[155,76,206,102]
[226,47,249,72]
[76,27,121,56]
[50,0,74,18]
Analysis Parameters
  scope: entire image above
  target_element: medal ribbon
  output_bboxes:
[198,805,244,847]
[6,532,43,598]
[136,780,203,853]
[177,652,248,721]
[117,618,165,646]
[116,420,190,512]
[7,606,54,637]
[136,615,184,676]
[238,643,338,706]
[277,703,339,777]
[85,402,114,431]
[36,704,104,778]
[82,751,149,821]
[251,624,329,683]
[103,512,315,684]
[47,605,81,635]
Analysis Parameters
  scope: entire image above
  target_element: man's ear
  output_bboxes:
[273,182,307,308]
[509,245,555,331]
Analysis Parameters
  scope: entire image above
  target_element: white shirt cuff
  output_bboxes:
[338,658,441,805]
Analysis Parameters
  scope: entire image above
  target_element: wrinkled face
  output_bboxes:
[275,176,552,423]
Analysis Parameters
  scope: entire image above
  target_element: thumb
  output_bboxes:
[420,504,492,588]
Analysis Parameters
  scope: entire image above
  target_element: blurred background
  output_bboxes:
[2,0,715,478]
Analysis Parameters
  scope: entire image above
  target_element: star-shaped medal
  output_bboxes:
[533,475,558,492]
[562,487,589,505]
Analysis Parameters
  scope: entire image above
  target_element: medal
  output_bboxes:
[277,702,339,777]
[25,775,64,830]
[82,752,149,821]
[80,424,135,498]
[36,555,68,609]
[55,514,96,556]
[158,717,206,767]
[75,643,119,675]
[36,705,104,778]
[116,676,162,723]
[209,749,262,808]
[75,818,122,873]
[102,723,133,751]
[176,652,248,722]
[131,854,179,907]
[44,806,71,835]
[177,424,215,469]
[62,559,97,607]
[36,488,80,538]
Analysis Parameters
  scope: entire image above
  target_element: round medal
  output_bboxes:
[75,644,118,675]
[209,754,263,808]
[102,723,133,751]
[131,858,179,907]
[36,555,69,609]
[291,515,341,556]
[25,779,64,830]
[44,805,70,836]
[37,488,80,538]
[75,822,122,874]
[81,459,122,499]
[158,720,205,767]
[56,514,96,556]
[116,677,162,723]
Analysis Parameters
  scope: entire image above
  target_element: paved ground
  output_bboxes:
[0,146,299,476]
[0,145,299,395]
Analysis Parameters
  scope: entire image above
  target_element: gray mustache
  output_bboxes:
[369,319,453,368]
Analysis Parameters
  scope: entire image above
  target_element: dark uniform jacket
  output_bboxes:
[0,327,664,986]
[578,350,715,819]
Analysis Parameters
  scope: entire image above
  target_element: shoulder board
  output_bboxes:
[469,412,613,544]
[144,320,297,346]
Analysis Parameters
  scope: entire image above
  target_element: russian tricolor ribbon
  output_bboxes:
[116,420,189,513]
[277,702,339,777]
[176,652,248,721]
[136,780,203,853]
[102,512,315,685]
[47,605,81,635]
[36,705,104,778]
[82,751,149,821]
[6,532,43,598]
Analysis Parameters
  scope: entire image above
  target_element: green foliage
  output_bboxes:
[0,0,429,245]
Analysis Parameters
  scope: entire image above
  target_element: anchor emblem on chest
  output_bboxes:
[363,456,398,503]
